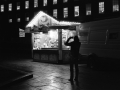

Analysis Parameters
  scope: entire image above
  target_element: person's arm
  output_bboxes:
[64,37,73,46]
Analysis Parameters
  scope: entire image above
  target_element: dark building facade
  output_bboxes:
[0,0,120,59]
[0,0,120,30]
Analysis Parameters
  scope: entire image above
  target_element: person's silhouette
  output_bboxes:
[65,35,81,82]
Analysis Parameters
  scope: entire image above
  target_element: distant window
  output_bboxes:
[25,13,29,21]
[63,0,68,3]
[43,0,47,6]
[34,0,38,8]
[53,9,57,18]
[113,0,119,12]
[26,17,29,21]
[17,18,21,22]
[1,5,4,12]
[53,0,57,4]
[74,6,79,17]
[9,19,12,23]
[25,1,29,9]
[86,4,91,15]
[8,3,12,11]
[17,2,20,10]
[63,7,68,18]
[99,2,104,13]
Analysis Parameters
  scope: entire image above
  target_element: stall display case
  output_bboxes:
[32,29,58,50]
[32,29,59,63]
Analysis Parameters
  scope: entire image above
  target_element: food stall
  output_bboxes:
[25,11,81,64]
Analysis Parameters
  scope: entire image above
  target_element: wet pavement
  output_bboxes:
[0,59,120,90]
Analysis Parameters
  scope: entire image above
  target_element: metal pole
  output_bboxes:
[31,33,33,60]
[58,29,62,63]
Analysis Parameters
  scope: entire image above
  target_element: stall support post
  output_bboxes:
[31,33,34,60]
[58,29,62,64]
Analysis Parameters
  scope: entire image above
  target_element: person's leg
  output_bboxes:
[74,60,79,81]
[70,63,74,80]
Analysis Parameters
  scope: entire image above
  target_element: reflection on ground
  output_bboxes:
[1,59,120,90]
[0,60,81,90]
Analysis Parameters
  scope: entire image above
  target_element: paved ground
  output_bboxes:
[0,59,120,90]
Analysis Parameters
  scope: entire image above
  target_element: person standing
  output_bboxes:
[64,35,81,82]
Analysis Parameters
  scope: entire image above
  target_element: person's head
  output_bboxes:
[74,35,79,42]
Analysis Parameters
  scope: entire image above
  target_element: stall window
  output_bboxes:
[43,0,47,6]
[99,2,104,13]
[63,7,68,18]
[34,0,38,8]
[32,30,59,50]
[25,1,29,9]
[8,3,12,11]
[113,0,119,12]
[1,5,4,12]
[53,9,57,18]
[53,0,57,4]
[17,2,20,10]
[86,4,91,15]
[63,0,68,3]
[74,6,79,17]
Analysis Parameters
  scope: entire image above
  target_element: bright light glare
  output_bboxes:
[59,21,81,25]
[48,30,58,39]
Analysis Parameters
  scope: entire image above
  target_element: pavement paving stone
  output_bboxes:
[38,85,61,90]
[1,82,38,90]
[52,76,69,84]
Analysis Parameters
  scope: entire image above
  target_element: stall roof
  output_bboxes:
[26,11,59,28]
[26,11,81,28]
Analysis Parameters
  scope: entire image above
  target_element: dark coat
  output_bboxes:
[65,36,81,57]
